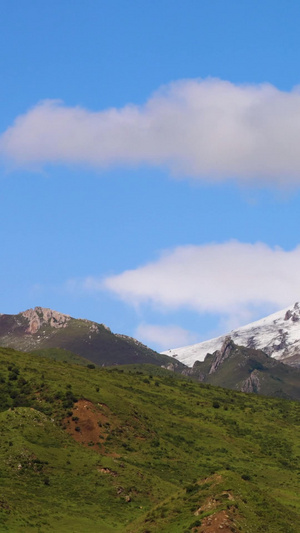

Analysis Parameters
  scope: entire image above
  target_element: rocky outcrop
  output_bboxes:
[240,370,261,393]
[284,309,299,322]
[181,363,205,381]
[22,307,70,334]
[209,336,234,374]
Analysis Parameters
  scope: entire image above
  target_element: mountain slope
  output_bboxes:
[0,346,300,532]
[0,307,184,369]
[163,302,300,367]
[184,337,300,401]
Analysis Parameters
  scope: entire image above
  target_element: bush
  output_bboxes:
[185,483,198,493]
[8,371,18,381]
[190,519,201,528]
[241,473,251,481]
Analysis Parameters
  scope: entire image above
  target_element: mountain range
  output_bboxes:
[2,305,300,401]
[163,302,300,368]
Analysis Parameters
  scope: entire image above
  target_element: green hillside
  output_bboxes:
[31,347,94,366]
[0,346,300,532]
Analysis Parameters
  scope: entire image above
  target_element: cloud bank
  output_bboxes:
[2,79,300,184]
[102,241,300,318]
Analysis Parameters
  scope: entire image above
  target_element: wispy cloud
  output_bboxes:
[2,79,300,184]
[102,241,300,321]
[135,323,199,351]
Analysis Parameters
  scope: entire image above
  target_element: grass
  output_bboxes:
[0,346,299,532]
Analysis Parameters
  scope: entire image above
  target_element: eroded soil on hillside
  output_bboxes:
[194,508,239,533]
[63,399,118,453]
[192,475,239,533]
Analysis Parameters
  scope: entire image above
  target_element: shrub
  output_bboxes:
[241,474,251,481]
[190,519,201,528]
[8,372,18,381]
[185,483,198,493]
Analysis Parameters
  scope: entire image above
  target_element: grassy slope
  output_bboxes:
[0,347,299,532]
[31,347,93,366]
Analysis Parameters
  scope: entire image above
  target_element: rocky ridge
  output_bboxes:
[184,337,300,400]
[208,336,233,374]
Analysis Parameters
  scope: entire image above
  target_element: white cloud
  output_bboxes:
[2,79,300,184]
[102,241,300,319]
[135,323,198,351]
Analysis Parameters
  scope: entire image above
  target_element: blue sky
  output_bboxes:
[2,1,300,351]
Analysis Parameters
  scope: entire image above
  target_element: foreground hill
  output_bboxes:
[184,337,300,401]
[0,347,300,532]
[163,302,300,367]
[0,307,183,369]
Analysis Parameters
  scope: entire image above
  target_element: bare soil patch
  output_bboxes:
[195,492,234,515]
[194,508,239,533]
[63,399,118,453]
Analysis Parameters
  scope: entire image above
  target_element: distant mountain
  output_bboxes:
[3,306,300,401]
[162,302,300,367]
[183,337,300,401]
[0,307,185,369]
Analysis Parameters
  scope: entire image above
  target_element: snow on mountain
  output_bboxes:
[162,302,300,367]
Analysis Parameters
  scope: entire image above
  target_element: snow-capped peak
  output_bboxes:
[161,302,300,367]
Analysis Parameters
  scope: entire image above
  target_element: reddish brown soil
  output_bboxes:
[194,508,239,533]
[63,399,118,453]
[195,492,234,516]
[192,475,239,533]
